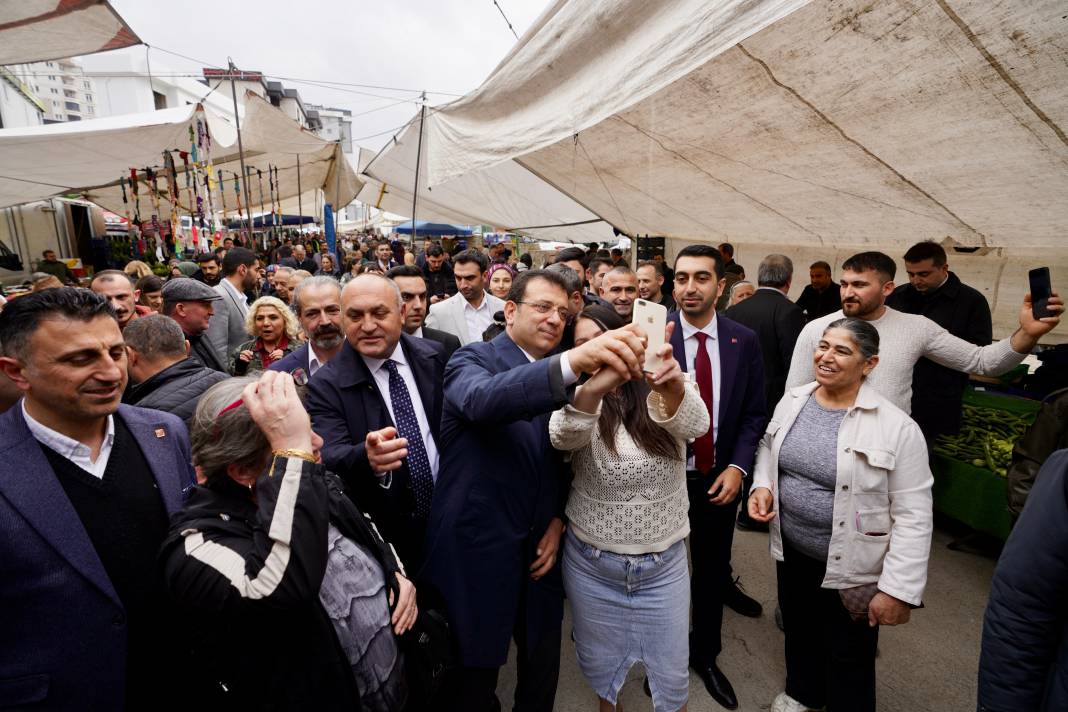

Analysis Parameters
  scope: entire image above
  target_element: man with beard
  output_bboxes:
[0,288,195,710]
[305,274,448,569]
[387,265,461,359]
[666,245,766,710]
[161,279,226,372]
[425,249,505,346]
[786,251,1064,415]
[206,247,261,367]
[269,276,345,379]
[191,253,221,287]
[599,266,640,321]
[637,260,676,311]
[89,271,151,332]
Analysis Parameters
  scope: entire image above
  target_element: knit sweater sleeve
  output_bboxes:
[549,403,600,452]
[646,381,709,442]
[921,318,1024,375]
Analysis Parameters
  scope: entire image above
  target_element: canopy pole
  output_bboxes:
[334,140,342,237]
[228,58,256,244]
[296,154,303,236]
[410,93,427,249]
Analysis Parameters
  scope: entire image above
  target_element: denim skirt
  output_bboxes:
[562,532,690,711]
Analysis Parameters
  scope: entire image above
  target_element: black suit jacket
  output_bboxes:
[725,288,805,415]
[305,334,447,566]
[420,326,461,361]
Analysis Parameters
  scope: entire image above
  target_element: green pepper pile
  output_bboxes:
[932,405,1035,477]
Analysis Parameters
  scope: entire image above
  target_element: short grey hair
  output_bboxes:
[825,317,880,360]
[123,314,187,359]
[341,272,403,309]
[730,280,754,297]
[545,262,583,295]
[757,254,793,288]
[274,265,294,280]
[190,377,269,483]
[293,275,342,314]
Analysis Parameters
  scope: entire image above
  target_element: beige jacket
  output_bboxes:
[753,381,933,606]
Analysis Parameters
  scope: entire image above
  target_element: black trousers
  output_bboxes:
[776,541,879,712]
[686,469,740,665]
[438,598,562,712]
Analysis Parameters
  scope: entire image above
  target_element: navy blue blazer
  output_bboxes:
[668,311,766,476]
[0,403,194,710]
[268,342,310,376]
[421,333,571,668]
[305,334,446,554]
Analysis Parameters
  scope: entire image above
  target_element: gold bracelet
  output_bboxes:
[272,448,317,463]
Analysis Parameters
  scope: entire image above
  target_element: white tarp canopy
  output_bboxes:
[422,0,1068,250]
[0,0,140,65]
[358,128,618,244]
[0,92,362,221]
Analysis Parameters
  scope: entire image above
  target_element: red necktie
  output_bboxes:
[693,332,715,474]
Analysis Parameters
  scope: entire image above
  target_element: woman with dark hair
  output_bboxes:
[161,372,416,711]
[748,317,933,712]
[316,253,341,279]
[550,304,708,712]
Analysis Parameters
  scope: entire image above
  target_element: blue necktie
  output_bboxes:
[384,360,434,517]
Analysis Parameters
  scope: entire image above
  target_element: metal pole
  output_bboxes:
[296,153,303,237]
[228,59,256,244]
[334,140,341,236]
[410,93,427,249]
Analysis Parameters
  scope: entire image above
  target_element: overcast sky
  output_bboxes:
[103,0,550,148]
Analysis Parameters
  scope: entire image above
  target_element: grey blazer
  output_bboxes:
[424,291,505,345]
[206,279,250,365]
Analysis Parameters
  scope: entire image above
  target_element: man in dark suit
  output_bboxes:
[725,254,805,414]
[670,245,767,710]
[886,240,992,440]
[795,260,841,321]
[423,269,647,712]
[387,265,462,359]
[305,274,447,570]
[269,276,345,379]
[0,288,195,710]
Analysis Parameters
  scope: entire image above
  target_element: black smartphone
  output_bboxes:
[1029,267,1053,319]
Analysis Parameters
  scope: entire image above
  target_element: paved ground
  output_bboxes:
[497,522,997,711]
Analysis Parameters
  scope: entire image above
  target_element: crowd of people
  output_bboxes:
[0,231,1064,712]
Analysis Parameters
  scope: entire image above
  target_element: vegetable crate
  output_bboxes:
[929,387,1040,541]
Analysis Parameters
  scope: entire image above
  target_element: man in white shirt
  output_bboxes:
[269,276,345,380]
[425,249,505,345]
[206,247,262,366]
[305,274,449,569]
[0,287,195,710]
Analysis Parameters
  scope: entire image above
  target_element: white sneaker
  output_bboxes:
[771,691,822,712]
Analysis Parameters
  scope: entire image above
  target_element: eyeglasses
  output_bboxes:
[516,301,569,321]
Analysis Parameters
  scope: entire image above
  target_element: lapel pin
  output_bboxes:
[731,337,738,344]
[155,427,167,438]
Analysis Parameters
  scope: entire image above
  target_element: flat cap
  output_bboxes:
[161,277,222,303]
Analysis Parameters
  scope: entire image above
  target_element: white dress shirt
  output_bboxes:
[220,277,249,317]
[463,294,495,343]
[23,401,115,479]
[308,344,327,377]
[362,344,440,480]
[679,313,722,471]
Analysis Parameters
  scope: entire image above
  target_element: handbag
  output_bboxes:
[838,582,880,622]
[399,606,455,708]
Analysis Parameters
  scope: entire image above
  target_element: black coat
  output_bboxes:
[795,284,841,321]
[124,358,229,424]
[160,459,403,711]
[978,449,1068,711]
[421,326,461,361]
[725,288,805,416]
[886,272,992,438]
[423,262,457,300]
[305,334,447,570]
[186,331,227,372]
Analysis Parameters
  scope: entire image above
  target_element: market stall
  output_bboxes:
[929,386,1041,540]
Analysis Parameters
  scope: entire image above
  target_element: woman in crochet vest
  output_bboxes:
[549,305,709,712]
